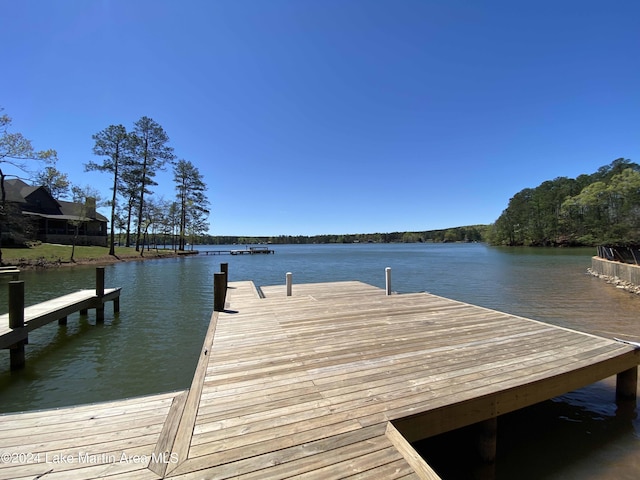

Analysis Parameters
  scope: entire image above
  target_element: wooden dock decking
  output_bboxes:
[0,280,638,479]
[0,288,121,350]
[0,266,20,280]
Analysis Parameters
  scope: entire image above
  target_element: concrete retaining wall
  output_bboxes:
[591,256,640,286]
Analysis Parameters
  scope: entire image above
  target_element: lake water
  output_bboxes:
[0,243,638,479]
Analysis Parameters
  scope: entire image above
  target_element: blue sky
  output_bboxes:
[2,0,639,236]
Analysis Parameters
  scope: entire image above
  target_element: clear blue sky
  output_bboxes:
[2,0,639,236]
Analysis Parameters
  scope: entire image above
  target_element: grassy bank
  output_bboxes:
[1,244,183,268]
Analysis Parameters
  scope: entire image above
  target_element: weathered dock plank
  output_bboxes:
[0,391,180,480]
[168,280,639,479]
[0,279,637,480]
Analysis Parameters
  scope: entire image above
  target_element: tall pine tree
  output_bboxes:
[173,159,209,250]
[131,117,175,254]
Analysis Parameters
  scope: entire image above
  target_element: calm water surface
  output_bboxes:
[0,243,638,479]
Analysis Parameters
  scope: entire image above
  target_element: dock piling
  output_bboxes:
[221,263,228,290]
[385,267,392,295]
[477,417,498,464]
[214,273,227,312]
[616,367,638,402]
[96,267,105,322]
[286,272,292,297]
[8,281,26,370]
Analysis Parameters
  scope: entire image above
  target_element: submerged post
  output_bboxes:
[96,267,105,322]
[214,272,226,312]
[385,267,392,295]
[9,280,26,370]
[286,272,292,297]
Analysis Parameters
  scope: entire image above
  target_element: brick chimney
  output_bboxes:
[85,197,96,219]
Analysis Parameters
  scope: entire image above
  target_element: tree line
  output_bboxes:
[87,117,209,255]
[487,158,640,246]
[0,108,209,260]
[202,225,487,246]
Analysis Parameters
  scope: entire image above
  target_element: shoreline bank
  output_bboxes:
[2,248,186,270]
[589,255,640,295]
[588,267,640,295]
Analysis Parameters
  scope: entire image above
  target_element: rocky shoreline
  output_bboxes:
[587,267,640,295]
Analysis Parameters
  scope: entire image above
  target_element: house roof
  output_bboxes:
[3,178,107,223]
[58,200,108,222]
[3,178,47,204]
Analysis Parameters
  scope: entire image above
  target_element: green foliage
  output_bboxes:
[33,166,71,199]
[131,116,175,253]
[0,107,58,263]
[201,225,489,245]
[174,159,209,250]
[489,158,640,246]
[86,124,134,255]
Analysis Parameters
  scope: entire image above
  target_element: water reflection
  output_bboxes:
[415,381,638,480]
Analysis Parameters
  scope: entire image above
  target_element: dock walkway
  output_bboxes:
[0,288,121,350]
[0,280,638,479]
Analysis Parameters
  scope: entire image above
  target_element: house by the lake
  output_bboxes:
[2,179,107,247]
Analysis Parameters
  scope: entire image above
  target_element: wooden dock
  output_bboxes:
[0,267,121,369]
[0,288,121,348]
[0,266,20,280]
[0,280,638,479]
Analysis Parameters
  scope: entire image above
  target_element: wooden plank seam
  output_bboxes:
[161,311,220,477]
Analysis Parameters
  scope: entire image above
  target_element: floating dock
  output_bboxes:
[0,280,637,479]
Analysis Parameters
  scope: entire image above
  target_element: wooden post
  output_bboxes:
[96,266,105,297]
[113,297,120,314]
[616,367,637,402]
[58,316,67,326]
[220,263,228,290]
[385,267,392,295]
[9,281,26,370]
[96,267,105,323]
[477,417,498,464]
[220,263,229,307]
[286,272,292,297]
[214,273,226,312]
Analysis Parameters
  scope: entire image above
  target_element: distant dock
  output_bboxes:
[199,246,275,255]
